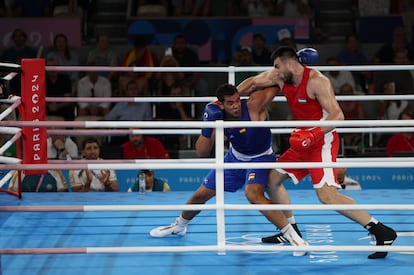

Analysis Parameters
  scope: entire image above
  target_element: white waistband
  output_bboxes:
[230,146,273,161]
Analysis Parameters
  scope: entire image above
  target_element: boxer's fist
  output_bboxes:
[201,100,223,137]
[297,48,319,65]
[289,127,324,151]
[203,100,223,121]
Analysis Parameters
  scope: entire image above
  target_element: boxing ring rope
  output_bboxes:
[43,127,414,137]
[2,203,414,212]
[1,120,414,255]
[43,94,414,103]
[1,63,414,255]
[0,129,20,155]
[2,158,414,170]
[2,118,414,128]
[0,77,22,195]
[0,96,21,121]
[1,119,414,154]
[40,92,414,149]
[44,94,414,104]
[45,64,414,73]
[0,62,20,70]
[1,244,413,255]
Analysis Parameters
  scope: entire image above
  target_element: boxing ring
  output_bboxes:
[0,61,413,274]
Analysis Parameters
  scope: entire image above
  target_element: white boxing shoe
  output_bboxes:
[150,218,187,238]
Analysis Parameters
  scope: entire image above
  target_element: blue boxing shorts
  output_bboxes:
[202,149,277,192]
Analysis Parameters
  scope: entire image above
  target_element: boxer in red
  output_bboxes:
[237,46,397,259]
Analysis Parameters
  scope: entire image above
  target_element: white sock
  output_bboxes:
[281,224,306,247]
[177,215,190,226]
[364,217,379,229]
[281,224,293,235]
[288,216,296,224]
[369,217,378,224]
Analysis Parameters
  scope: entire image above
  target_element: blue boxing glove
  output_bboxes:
[297,47,319,65]
[201,100,223,138]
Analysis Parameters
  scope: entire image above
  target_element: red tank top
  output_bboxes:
[282,67,324,121]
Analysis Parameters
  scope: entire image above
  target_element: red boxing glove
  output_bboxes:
[289,127,325,151]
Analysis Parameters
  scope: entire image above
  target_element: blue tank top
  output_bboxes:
[224,99,272,155]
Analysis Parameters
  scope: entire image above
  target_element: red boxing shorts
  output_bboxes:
[277,130,342,189]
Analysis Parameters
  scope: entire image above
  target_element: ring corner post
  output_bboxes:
[20,58,48,177]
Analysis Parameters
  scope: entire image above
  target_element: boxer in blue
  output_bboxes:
[150,83,308,256]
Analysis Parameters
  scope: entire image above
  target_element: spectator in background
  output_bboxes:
[104,80,152,121]
[104,78,152,147]
[13,0,53,17]
[86,33,119,85]
[275,28,306,51]
[155,83,193,152]
[374,26,414,64]
[386,107,414,156]
[336,33,371,93]
[324,56,356,94]
[252,32,272,66]
[118,61,150,96]
[0,28,37,96]
[153,52,189,96]
[377,80,409,120]
[128,169,171,192]
[122,131,170,159]
[123,36,158,80]
[156,83,192,121]
[337,33,369,67]
[376,77,410,147]
[4,129,70,192]
[77,62,112,117]
[0,28,37,63]
[69,137,119,192]
[45,57,75,120]
[235,46,257,86]
[46,33,80,92]
[8,170,69,192]
[338,83,365,147]
[47,130,79,160]
[172,34,208,97]
[229,45,243,66]
[372,48,414,97]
